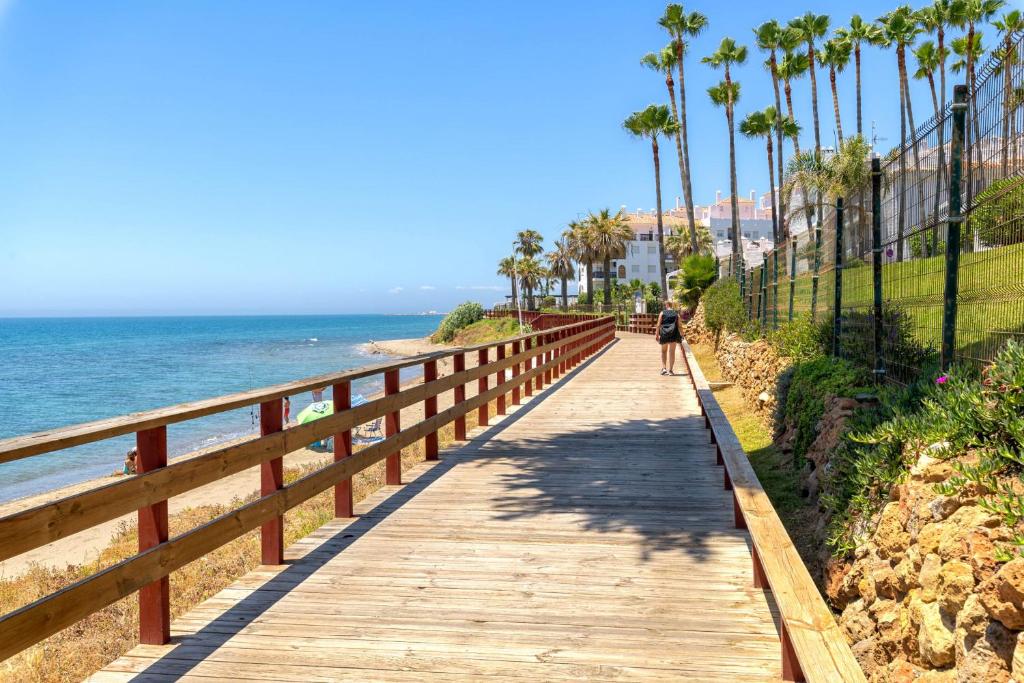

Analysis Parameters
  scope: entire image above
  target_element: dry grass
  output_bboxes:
[0,406,495,683]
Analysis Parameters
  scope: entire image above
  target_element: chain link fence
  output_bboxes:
[724,29,1024,386]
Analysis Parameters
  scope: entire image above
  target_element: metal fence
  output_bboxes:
[723,30,1024,386]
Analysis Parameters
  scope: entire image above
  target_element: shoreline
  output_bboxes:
[0,335,453,578]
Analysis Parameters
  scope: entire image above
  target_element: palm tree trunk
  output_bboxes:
[830,65,843,143]
[899,47,928,257]
[585,260,594,305]
[652,139,668,296]
[897,60,908,262]
[928,72,943,254]
[855,44,863,136]
[770,52,786,241]
[511,276,519,309]
[808,45,822,156]
[676,43,698,256]
[665,73,698,254]
[784,78,816,238]
[603,255,612,305]
[561,277,568,310]
[727,107,741,269]
[767,138,778,244]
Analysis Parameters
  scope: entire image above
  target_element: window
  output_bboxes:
[717,231,724,238]
[647,265,656,273]
[631,264,639,273]
[618,265,626,278]
[647,245,656,254]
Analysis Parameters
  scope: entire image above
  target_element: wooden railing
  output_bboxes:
[482,310,604,330]
[679,340,865,683]
[616,313,659,335]
[0,317,616,662]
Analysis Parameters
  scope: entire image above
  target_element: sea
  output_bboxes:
[0,314,444,503]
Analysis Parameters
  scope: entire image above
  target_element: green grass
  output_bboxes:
[753,242,1024,361]
[450,318,529,345]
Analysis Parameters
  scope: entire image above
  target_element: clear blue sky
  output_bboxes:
[0,0,1019,316]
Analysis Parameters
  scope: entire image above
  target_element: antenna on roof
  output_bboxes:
[871,120,888,150]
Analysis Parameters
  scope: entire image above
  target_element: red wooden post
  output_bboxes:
[523,337,533,397]
[259,398,284,565]
[781,624,805,682]
[477,348,489,426]
[534,335,543,392]
[716,444,724,466]
[752,545,769,589]
[496,345,507,415]
[551,332,560,380]
[544,333,553,385]
[385,369,401,484]
[734,493,746,529]
[137,426,169,645]
[454,353,467,440]
[424,359,439,460]
[511,340,522,405]
[560,329,568,374]
[724,467,732,491]
[333,381,353,517]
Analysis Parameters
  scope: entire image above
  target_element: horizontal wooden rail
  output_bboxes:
[0,317,616,663]
[680,340,865,683]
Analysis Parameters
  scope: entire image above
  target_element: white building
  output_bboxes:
[577,209,687,296]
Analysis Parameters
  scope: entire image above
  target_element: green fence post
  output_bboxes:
[871,157,885,382]
[941,85,968,372]
[810,212,822,321]
[760,253,768,326]
[833,197,844,357]
[772,247,779,330]
[788,235,797,321]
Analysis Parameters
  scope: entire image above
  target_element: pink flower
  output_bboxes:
[935,375,948,385]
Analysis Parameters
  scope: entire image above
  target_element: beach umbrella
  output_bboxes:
[295,400,333,425]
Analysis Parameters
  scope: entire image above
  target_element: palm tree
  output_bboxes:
[515,256,544,311]
[659,4,708,256]
[788,13,830,160]
[741,106,799,246]
[623,104,679,294]
[918,1,958,206]
[880,6,923,260]
[588,208,633,305]
[643,45,700,256]
[566,220,596,305]
[819,37,852,143]
[778,47,816,236]
[755,21,793,241]
[994,9,1024,177]
[914,40,948,251]
[665,224,713,259]
[496,256,520,309]
[703,37,747,277]
[514,229,544,308]
[546,239,576,310]
[836,16,885,137]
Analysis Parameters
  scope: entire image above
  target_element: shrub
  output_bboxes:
[702,279,746,343]
[539,295,556,308]
[782,357,871,465]
[967,176,1024,247]
[822,305,938,384]
[768,315,826,362]
[431,302,484,343]
[673,254,718,310]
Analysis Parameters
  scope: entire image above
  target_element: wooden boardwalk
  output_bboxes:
[93,334,782,682]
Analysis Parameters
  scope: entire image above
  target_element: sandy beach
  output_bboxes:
[0,336,475,579]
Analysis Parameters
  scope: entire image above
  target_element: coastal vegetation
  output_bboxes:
[430,301,484,343]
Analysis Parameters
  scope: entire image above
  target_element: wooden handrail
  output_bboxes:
[0,317,616,663]
[680,340,865,683]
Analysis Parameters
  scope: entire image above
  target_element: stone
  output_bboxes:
[885,659,921,683]
[840,601,876,642]
[912,451,954,483]
[930,496,962,522]
[896,554,921,593]
[919,523,946,555]
[918,600,955,667]
[757,391,770,403]
[939,560,976,615]
[921,553,943,602]
[874,564,903,600]
[956,594,992,662]
[875,599,913,658]
[918,670,956,682]
[956,619,1015,683]
[980,559,1024,630]
[859,575,878,605]
[876,502,911,560]
[1013,631,1024,682]
[852,637,883,677]
[966,530,1002,584]
[826,557,859,608]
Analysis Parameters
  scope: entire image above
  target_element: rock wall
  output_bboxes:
[682,304,789,422]
[829,452,1024,682]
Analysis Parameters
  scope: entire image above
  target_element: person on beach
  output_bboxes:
[654,300,683,376]
[312,387,324,403]
[283,396,291,424]
[122,447,137,475]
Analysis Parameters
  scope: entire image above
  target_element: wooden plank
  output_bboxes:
[95,335,788,682]
[682,340,864,683]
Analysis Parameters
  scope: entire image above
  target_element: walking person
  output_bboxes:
[655,300,683,375]
[283,396,291,425]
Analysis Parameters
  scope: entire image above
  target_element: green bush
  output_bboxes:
[539,295,556,308]
[782,357,871,466]
[768,315,826,362]
[432,301,484,343]
[823,305,938,384]
[702,279,746,342]
[968,176,1024,247]
[673,254,718,309]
